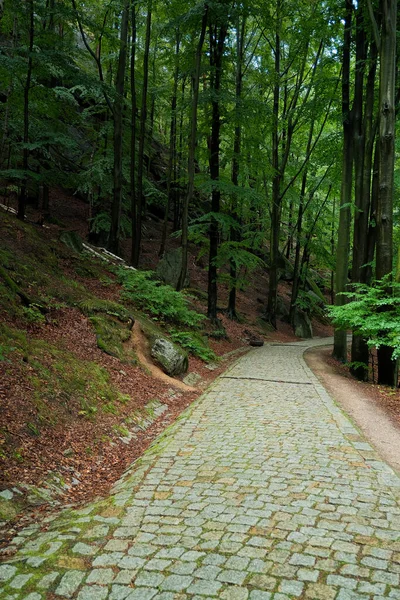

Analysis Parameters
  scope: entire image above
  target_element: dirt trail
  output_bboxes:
[305,344,400,475]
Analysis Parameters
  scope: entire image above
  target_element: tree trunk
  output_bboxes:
[108,0,129,254]
[227,14,245,320]
[160,29,180,258]
[351,35,378,379]
[130,2,138,265]
[333,0,353,363]
[376,0,397,385]
[350,5,369,380]
[290,118,314,322]
[207,11,228,320]
[18,0,34,221]
[177,5,208,291]
[130,2,137,266]
[132,1,152,266]
[266,3,281,328]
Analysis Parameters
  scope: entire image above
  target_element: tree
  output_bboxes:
[132,1,152,266]
[207,0,229,321]
[369,0,397,385]
[177,4,208,290]
[18,0,34,221]
[108,0,129,254]
[333,0,354,363]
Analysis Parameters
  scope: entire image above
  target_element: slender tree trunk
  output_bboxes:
[376,0,397,385]
[177,6,208,291]
[132,2,152,266]
[207,12,228,320]
[365,139,379,284]
[147,38,158,175]
[173,78,186,232]
[351,26,378,380]
[350,5,369,379]
[130,2,137,265]
[290,119,314,322]
[18,0,34,221]
[160,29,180,258]
[331,196,336,304]
[266,0,282,328]
[333,0,354,363]
[108,0,129,254]
[227,14,245,319]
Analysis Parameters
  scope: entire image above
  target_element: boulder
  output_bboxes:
[276,295,289,319]
[150,337,188,376]
[293,308,313,339]
[156,248,189,289]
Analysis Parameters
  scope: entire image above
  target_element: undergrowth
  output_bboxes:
[0,323,128,443]
[169,330,217,362]
[118,269,204,328]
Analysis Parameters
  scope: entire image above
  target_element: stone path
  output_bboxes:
[2,339,400,600]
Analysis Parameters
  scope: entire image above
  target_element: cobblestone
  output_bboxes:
[2,339,400,599]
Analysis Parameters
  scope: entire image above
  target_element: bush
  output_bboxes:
[328,276,400,358]
[169,331,217,362]
[118,269,204,328]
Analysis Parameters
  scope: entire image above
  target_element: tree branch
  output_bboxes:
[70,0,114,114]
[366,0,381,51]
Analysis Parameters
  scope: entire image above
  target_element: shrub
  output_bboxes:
[169,331,217,362]
[328,276,400,358]
[118,269,204,328]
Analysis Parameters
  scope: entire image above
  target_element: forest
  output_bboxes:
[0,0,399,386]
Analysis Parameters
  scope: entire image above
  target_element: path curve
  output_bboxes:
[2,339,400,600]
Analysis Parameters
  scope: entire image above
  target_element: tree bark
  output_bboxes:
[130,2,137,266]
[333,0,354,363]
[207,8,228,320]
[108,0,129,254]
[266,0,281,328]
[289,118,314,322]
[350,4,369,380]
[132,1,152,266]
[177,5,208,291]
[376,0,397,385]
[18,0,34,221]
[227,13,245,319]
[159,28,180,258]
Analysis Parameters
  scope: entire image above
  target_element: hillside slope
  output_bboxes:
[0,197,332,548]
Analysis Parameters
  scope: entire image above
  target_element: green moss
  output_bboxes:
[0,324,129,441]
[0,498,20,520]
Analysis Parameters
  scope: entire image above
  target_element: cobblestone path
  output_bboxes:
[2,340,400,600]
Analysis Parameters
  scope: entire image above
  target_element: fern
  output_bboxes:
[328,276,400,358]
[118,268,204,328]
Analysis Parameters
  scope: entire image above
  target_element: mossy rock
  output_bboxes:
[0,498,20,521]
[156,247,190,289]
[150,337,188,376]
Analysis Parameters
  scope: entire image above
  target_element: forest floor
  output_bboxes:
[1,187,400,553]
[0,188,330,549]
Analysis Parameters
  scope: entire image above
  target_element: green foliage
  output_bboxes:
[22,305,46,324]
[78,298,131,322]
[169,330,216,362]
[78,298,134,360]
[118,268,204,328]
[216,241,265,288]
[328,276,400,358]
